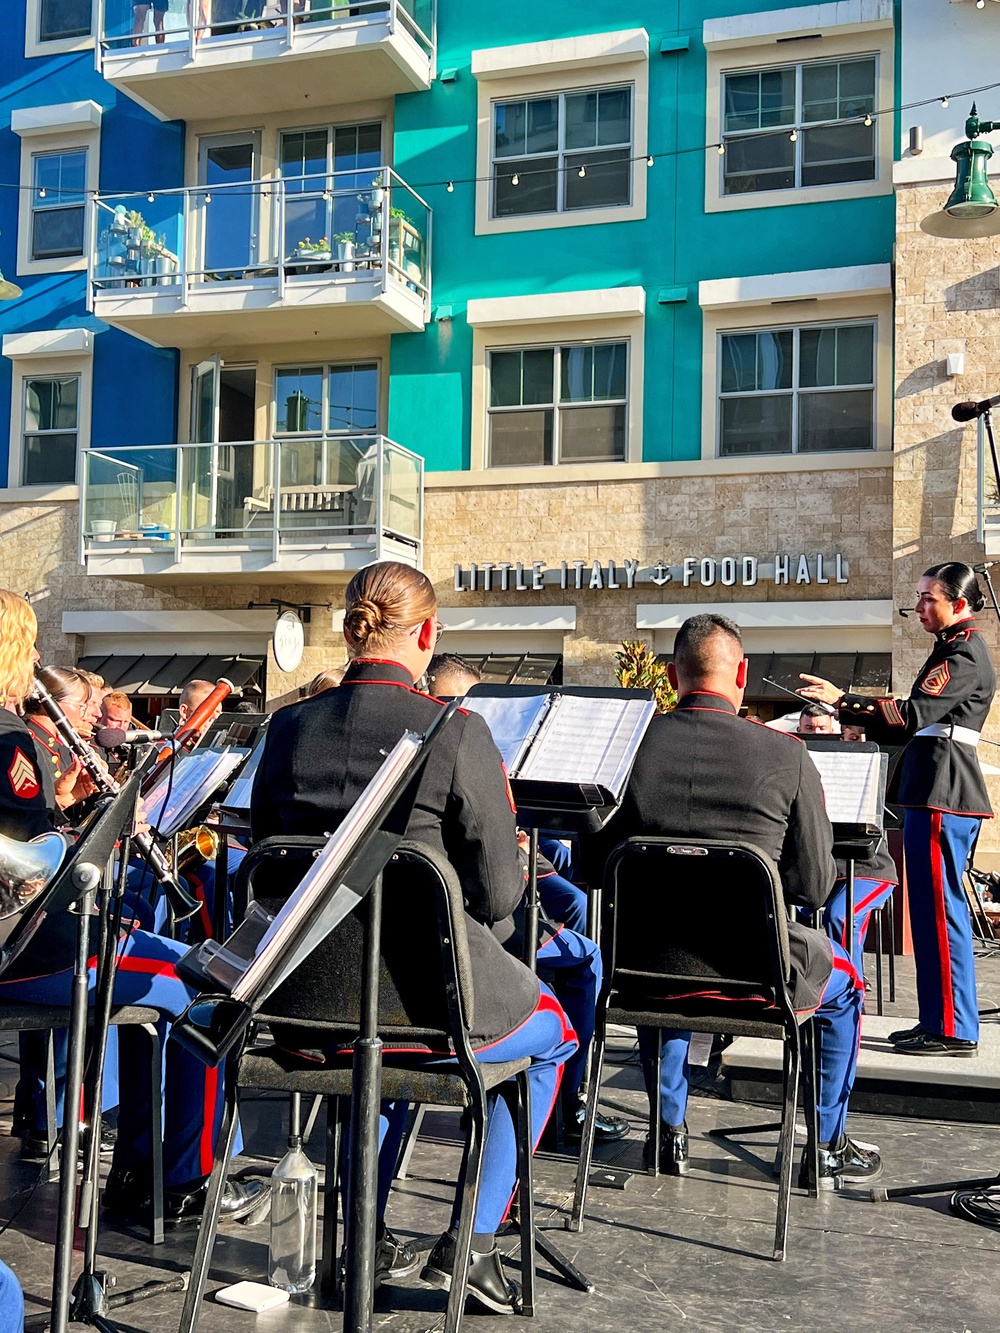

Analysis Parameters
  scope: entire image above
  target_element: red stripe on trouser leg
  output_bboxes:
[929,811,957,1038]
[200,1065,218,1177]
[188,872,213,939]
[114,955,183,978]
[831,954,864,992]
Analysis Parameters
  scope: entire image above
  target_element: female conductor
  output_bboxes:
[799,562,995,1056]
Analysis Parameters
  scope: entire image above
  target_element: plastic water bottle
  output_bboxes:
[268,1130,317,1294]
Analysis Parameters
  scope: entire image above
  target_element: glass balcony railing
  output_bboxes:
[101,0,434,61]
[80,436,422,564]
[90,168,430,307]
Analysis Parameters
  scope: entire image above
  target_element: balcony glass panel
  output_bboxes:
[91,168,429,302]
[101,0,433,55]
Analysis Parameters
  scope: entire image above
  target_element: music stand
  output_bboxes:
[173,703,460,1333]
[462,684,655,1277]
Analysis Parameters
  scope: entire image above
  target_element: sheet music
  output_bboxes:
[460,694,552,773]
[806,749,883,827]
[517,695,656,795]
[143,748,247,836]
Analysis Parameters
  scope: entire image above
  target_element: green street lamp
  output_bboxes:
[921,104,1000,237]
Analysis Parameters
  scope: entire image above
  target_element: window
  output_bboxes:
[488,342,627,467]
[718,322,874,457]
[274,362,378,487]
[22,375,79,485]
[722,57,876,195]
[38,0,91,41]
[492,86,632,218]
[31,149,87,260]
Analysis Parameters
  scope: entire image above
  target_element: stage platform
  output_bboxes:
[3,949,1000,1333]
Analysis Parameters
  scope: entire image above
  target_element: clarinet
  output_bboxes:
[30,673,201,922]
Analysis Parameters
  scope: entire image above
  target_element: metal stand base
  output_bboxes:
[501,1218,595,1294]
[871,1173,999,1204]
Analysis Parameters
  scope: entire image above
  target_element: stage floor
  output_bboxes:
[4,947,1000,1333]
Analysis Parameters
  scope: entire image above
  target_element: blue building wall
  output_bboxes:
[388,0,895,470]
[0,7,183,484]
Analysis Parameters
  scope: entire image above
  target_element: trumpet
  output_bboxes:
[30,672,201,922]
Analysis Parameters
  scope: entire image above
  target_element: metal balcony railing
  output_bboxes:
[99,0,434,63]
[80,435,423,566]
[89,168,430,312]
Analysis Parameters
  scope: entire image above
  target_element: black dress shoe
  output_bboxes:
[19,1116,116,1164]
[104,1166,270,1227]
[887,1022,924,1043]
[800,1135,883,1192]
[420,1231,520,1314]
[642,1123,689,1176]
[341,1222,420,1288]
[893,1032,978,1057]
[544,1101,629,1151]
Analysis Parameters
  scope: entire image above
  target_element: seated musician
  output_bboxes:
[251,562,578,1313]
[584,613,880,1189]
[425,652,626,1147]
[0,590,269,1227]
[176,678,224,742]
[796,703,836,735]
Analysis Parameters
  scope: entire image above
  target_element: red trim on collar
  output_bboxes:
[340,677,443,703]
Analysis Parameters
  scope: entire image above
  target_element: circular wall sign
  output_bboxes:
[272,610,305,673]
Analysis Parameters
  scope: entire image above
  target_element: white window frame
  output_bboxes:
[704,25,893,214]
[272,359,381,487]
[25,0,95,58]
[20,371,82,487]
[716,318,876,459]
[16,128,100,276]
[4,346,92,499]
[486,339,630,469]
[489,84,635,222]
[721,55,878,197]
[700,293,892,464]
[474,32,648,236]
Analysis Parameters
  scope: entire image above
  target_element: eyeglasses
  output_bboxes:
[435,620,445,643]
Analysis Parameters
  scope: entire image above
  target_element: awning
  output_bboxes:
[461,653,562,686]
[75,654,263,697]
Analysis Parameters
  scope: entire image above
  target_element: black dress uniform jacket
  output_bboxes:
[251,658,540,1045]
[584,692,837,1013]
[838,617,995,817]
[0,710,53,841]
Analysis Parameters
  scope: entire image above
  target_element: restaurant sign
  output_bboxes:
[453,554,849,593]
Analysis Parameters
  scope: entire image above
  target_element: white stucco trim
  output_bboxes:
[11,101,103,137]
[467,287,646,328]
[62,609,278,636]
[3,329,94,359]
[439,607,578,632]
[703,0,892,48]
[893,156,957,187]
[472,29,649,80]
[699,264,892,309]
[636,599,893,630]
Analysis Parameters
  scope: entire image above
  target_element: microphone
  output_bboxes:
[952,394,1000,422]
[95,727,171,748]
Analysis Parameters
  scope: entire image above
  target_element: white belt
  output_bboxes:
[916,723,982,747]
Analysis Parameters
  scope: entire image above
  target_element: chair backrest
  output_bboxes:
[604,836,792,1009]
[236,837,476,1052]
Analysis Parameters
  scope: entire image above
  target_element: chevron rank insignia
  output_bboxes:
[877,698,905,727]
[8,748,40,799]
[920,663,950,697]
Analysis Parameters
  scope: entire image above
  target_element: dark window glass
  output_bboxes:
[559,405,626,461]
[724,68,795,132]
[560,342,627,402]
[720,394,793,456]
[724,131,795,194]
[799,324,873,388]
[31,149,87,260]
[23,375,79,485]
[563,149,631,210]
[493,157,559,217]
[327,363,378,433]
[275,367,324,433]
[39,0,91,40]
[854,653,891,691]
[488,410,553,467]
[798,388,874,452]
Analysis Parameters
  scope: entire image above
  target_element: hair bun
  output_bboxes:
[971,585,987,614]
[344,597,387,645]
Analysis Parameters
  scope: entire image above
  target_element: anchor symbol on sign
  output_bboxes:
[649,561,672,587]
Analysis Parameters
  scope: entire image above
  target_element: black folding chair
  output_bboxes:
[179,840,536,1333]
[570,837,820,1262]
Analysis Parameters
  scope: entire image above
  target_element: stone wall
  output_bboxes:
[424,463,893,686]
[894,181,1000,851]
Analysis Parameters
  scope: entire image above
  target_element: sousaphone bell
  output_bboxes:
[0,829,70,951]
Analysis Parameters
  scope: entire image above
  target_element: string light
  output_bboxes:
[941,96,949,107]
[976,1,985,10]
[447,180,454,192]
[789,130,798,142]
[646,155,654,167]
[511,172,519,186]
[38,187,46,198]
[148,192,155,202]
[204,192,212,203]
[577,164,586,178]
[717,143,726,155]
[864,113,873,126]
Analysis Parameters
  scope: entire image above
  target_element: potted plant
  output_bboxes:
[333,231,355,271]
[613,640,677,713]
[294,235,331,261]
[125,209,146,249]
[367,174,385,214]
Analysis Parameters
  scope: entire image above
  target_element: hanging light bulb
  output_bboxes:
[447,180,454,192]
[322,189,331,201]
[864,113,873,127]
[38,187,46,198]
[148,192,155,202]
[646,154,654,166]
[976,1,985,9]
[205,192,212,203]
[789,130,798,143]
[941,97,950,108]
[717,143,726,156]
[511,172,519,186]
[577,164,587,178]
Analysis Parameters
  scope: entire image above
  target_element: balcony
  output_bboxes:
[89,170,430,348]
[80,436,422,584]
[99,0,435,121]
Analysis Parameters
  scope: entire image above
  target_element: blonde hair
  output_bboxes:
[343,562,437,658]
[101,691,132,713]
[305,667,345,696]
[0,590,38,707]
[77,669,106,692]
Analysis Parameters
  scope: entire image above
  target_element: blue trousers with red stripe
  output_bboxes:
[538,870,589,937]
[0,928,239,1188]
[823,877,895,980]
[536,927,598,1099]
[903,809,980,1042]
[637,940,862,1145]
[357,984,576,1236]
